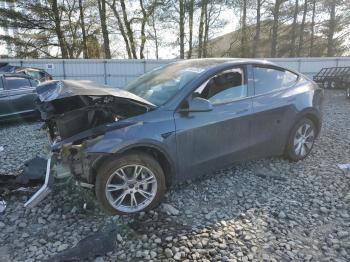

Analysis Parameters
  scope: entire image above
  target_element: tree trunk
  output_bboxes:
[139,0,147,59]
[52,0,69,58]
[327,0,336,57]
[271,0,282,57]
[290,0,299,57]
[309,0,316,56]
[78,0,88,58]
[197,0,206,58]
[120,0,138,58]
[297,0,307,56]
[252,0,262,57]
[97,0,111,59]
[151,13,159,59]
[179,0,185,59]
[240,0,247,57]
[187,0,194,58]
[108,0,132,59]
[203,3,210,57]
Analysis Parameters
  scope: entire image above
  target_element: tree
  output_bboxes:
[252,0,264,57]
[290,0,299,57]
[187,0,195,58]
[240,0,248,57]
[97,0,111,58]
[78,0,89,58]
[197,0,207,58]
[270,0,286,57]
[297,0,308,56]
[309,0,316,56]
[179,0,185,58]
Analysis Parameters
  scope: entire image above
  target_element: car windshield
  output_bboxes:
[124,62,207,106]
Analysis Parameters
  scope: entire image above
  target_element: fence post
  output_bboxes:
[104,60,107,85]
[62,60,66,79]
[335,58,339,67]
[143,59,146,74]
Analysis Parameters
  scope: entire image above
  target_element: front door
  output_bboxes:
[5,76,38,115]
[174,66,253,181]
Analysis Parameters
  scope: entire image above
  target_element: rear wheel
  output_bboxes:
[95,152,166,215]
[286,118,316,161]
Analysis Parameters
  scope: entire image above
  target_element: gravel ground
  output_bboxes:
[0,121,48,176]
[0,90,349,262]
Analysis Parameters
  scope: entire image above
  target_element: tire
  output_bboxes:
[323,80,329,89]
[95,152,166,215]
[330,80,336,89]
[285,118,316,161]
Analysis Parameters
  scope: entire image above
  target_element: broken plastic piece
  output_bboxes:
[0,199,6,214]
[337,163,350,174]
[24,158,52,208]
[16,157,47,185]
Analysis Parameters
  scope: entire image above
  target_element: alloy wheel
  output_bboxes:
[105,164,157,213]
[293,123,315,157]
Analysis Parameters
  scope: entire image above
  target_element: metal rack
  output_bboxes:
[313,67,350,89]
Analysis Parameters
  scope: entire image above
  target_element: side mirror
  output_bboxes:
[181,97,213,113]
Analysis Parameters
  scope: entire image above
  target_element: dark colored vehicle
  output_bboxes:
[0,63,53,83]
[313,67,350,89]
[29,59,323,215]
[0,73,39,120]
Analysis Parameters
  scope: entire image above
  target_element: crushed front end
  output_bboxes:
[24,80,154,208]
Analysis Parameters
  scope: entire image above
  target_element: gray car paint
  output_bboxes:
[44,59,323,185]
[0,74,38,119]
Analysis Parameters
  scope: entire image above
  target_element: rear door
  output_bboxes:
[250,64,300,157]
[5,76,38,115]
[174,65,254,180]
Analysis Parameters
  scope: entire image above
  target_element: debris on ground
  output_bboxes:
[0,146,4,152]
[337,163,350,175]
[48,223,118,262]
[0,199,6,215]
[16,156,46,185]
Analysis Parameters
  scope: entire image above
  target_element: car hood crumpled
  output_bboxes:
[36,80,155,107]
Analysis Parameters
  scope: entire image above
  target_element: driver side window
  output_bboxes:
[193,67,247,105]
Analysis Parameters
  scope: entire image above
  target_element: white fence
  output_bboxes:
[1,57,350,87]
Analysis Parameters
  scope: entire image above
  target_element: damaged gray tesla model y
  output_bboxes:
[27,59,323,215]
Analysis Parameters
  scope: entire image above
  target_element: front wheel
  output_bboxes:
[285,118,316,161]
[95,152,166,215]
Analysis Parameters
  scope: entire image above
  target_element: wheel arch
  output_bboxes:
[296,108,322,137]
[89,143,176,188]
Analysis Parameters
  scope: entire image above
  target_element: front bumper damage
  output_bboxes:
[24,158,53,208]
[24,140,100,208]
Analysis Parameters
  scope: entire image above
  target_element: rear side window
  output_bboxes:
[253,66,298,95]
[5,77,31,90]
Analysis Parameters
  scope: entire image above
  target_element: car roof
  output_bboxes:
[173,58,276,68]
[0,73,34,79]
[170,58,299,76]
